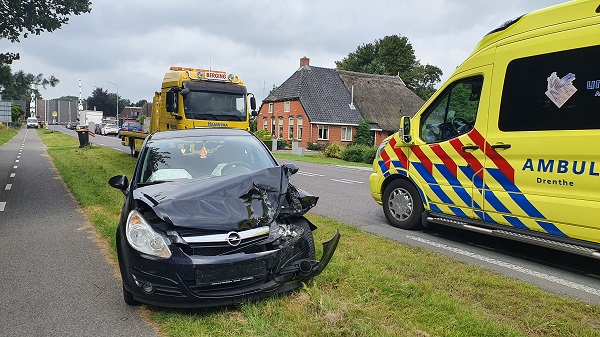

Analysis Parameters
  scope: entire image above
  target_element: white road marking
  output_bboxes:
[407,235,600,297]
[5,184,11,191]
[10,173,15,178]
[0,202,5,211]
[15,159,19,163]
[17,155,20,159]
[13,166,17,169]
[331,178,363,184]
[297,171,325,177]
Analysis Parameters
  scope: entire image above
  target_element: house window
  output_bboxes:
[278,117,284,138]
[263,117,267,130]
[271,117,276,136]
[297,117,303,140]
[269,103,273,113]
[341,126,352,141]
[318,125,329,140]
[284,101,290,112]
[288,117,294,140]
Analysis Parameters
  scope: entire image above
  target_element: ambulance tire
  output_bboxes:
[382,179,423,230]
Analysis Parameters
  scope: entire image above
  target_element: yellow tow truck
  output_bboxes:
[121,66,257,156]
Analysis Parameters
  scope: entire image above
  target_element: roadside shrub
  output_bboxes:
[342,144,377,163]
[361,146,377,164]
[307,142,325,151]
[324,142,344,159]
[254,129,271,141]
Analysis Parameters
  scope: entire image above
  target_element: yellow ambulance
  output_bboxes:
[369,1,600,258]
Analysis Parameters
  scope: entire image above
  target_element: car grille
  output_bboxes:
[180,226,270,256]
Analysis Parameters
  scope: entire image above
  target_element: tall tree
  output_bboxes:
[134,99,148,107]
[0,0,92,65]
[86,87,112,115]
[336,34,442,100]
[352,118,373,146]
[0,64,59,100]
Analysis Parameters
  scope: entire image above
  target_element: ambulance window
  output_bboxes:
[499,45,600,131]
[420,76,482,143]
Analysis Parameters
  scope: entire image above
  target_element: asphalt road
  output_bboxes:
[0,129,159,337]
[47,125,600,305]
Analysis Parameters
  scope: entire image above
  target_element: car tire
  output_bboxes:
[382,179,423,230]
[122,284,141,306]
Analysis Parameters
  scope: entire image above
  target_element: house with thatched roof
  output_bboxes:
[257,57,423,147]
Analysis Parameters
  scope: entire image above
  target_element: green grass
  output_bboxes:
[273,151,371,168]
[38,129,600,337]
[0,126,19,146]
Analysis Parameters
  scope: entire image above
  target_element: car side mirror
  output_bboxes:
[282,163,299,176]
[108,175,129,194]
[400,116,412,143]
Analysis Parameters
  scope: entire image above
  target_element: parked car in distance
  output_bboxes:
[66,122,78,130]
[95,123,106,134]
[118,121,143,137]
[101,123,118,136]
[26,117,39,129]
[108,128,340,308]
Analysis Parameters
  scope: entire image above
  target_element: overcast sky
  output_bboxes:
[1,0,567,104]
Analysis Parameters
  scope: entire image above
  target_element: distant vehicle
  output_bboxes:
[95,123,106,134]
[118,122,143,137]
[26,117,39,129]
[66,122,78,130]
[108,128,340,308]
[101,123,118,136]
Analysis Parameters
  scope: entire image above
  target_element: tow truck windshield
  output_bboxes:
[183,91,246,121]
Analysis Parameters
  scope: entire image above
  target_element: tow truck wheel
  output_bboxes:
[382,179,423,230]
[129,140,139,158]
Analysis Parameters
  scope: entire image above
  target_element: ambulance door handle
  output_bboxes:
[491,143,511,150]
[461,145,479,151]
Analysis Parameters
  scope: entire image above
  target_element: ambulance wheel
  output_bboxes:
[383,179,423,229]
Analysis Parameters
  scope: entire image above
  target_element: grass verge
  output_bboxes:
[0,127,19,146]
[273,151,371,168]
[38,129,600,337]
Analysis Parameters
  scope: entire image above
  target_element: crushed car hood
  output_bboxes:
[134,166,318,231]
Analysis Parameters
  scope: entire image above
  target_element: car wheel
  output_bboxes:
[122,284,141,306]
[382,179,423,229]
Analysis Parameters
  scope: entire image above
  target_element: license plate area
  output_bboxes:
[195,259,267,286]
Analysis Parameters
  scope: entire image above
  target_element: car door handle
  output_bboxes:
[491,143,511,150]
[461,145,479,151]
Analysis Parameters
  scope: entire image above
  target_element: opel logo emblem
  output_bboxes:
[226,231,242,247]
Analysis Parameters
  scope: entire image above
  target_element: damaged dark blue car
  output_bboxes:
[108,128,340,308]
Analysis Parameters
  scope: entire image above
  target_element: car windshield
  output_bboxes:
[27,118,37,123]
[138,135,277,184]
[183,91,246,121]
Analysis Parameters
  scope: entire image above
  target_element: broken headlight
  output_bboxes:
[126,210,172,258]
[268,221,299,242]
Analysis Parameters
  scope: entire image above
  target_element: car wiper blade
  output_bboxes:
[138,180,169,186]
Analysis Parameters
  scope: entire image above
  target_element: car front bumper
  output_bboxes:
[119,228,340,308]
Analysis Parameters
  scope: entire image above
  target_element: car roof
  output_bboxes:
[148,128,251,141]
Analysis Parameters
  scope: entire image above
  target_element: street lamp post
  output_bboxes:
[106,81,119,125]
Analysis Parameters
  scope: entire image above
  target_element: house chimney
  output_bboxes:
[300,56,310,67]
